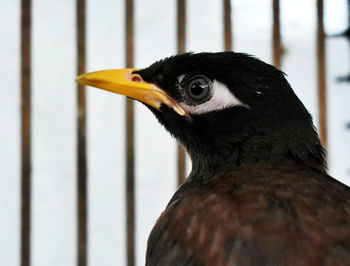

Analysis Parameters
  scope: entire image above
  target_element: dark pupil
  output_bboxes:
[185,76,211,101]
[190,82,205,95]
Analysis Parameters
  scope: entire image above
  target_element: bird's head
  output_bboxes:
[77,52,326,178]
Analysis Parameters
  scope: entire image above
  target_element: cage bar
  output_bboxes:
[125,0,135,265]
[76,0,88,265]
[224,0,232,51]
[273,0,282,69]
[317,0,327,149]
[20,1,32,266]
[177,0,187,185]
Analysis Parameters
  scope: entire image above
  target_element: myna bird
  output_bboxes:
[77,52,350,265]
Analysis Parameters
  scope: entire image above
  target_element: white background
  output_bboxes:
[1,0,350,265]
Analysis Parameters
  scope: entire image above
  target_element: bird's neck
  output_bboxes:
[181,122,326,187]
[167,134,325,206]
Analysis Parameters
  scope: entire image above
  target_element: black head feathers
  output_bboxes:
[134,52,326,175]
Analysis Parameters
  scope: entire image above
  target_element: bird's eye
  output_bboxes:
[185,76,211,101]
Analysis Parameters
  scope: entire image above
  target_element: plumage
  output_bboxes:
[148,162,350,265]
[77,52,350,265]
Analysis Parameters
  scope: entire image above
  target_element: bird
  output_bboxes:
[77,52,350,265]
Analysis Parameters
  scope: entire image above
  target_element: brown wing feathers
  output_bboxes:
[147,162,350,265]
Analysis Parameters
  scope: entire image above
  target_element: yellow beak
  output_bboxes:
[76,68,186,116]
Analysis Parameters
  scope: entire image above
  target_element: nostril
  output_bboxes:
[131,75,142,82]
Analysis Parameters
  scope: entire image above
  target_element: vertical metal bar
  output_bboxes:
[177,0,186,54]
[77,0,87,265]
[177,0,186,186]
[273,0,282,69]
[20,1,31,266]
[125,0,135,265]
[224,0,232,51]
[317,0,327,149]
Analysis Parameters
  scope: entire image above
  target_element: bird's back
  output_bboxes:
[146,162,350,266]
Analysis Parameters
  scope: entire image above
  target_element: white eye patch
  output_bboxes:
[180,80,249,115]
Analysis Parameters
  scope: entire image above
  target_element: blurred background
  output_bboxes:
[1,0,350,265]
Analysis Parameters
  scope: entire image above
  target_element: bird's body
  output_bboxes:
[148,162,350,265]
[77,52,350,265]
